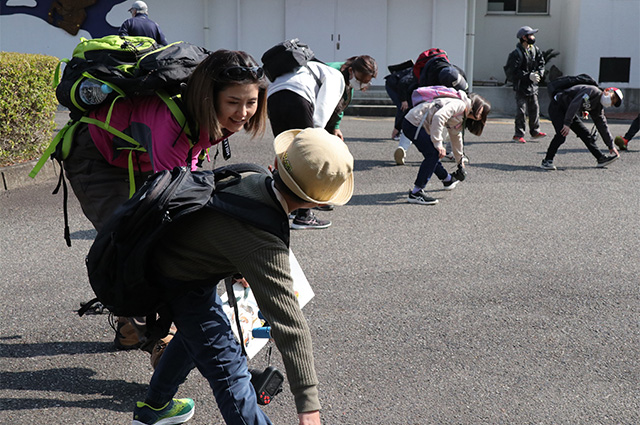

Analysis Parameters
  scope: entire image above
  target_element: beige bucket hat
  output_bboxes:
[274,128,354,206]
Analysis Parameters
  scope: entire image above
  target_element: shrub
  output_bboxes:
[0,52,59,167]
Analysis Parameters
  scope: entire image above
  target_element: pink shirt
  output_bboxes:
[88,95,230,172]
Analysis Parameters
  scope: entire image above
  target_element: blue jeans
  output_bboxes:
[402,120,448,189]
[145,282,272,425]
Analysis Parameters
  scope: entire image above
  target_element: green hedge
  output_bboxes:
[0,52,59,167]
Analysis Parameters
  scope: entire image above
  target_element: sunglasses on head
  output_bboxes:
[219,66,264,80]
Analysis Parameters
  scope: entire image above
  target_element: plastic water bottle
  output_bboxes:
[78,78,113,106]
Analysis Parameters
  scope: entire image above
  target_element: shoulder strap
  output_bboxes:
[156,89,199,147]
[208,166,290,246]
[304,64,323,88]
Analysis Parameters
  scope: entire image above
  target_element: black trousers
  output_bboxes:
[544,101,604,161]
[267,90,314,137]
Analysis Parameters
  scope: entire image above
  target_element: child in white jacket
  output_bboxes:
[402,91,491,205]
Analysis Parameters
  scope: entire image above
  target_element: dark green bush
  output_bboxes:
[0,52,59,167]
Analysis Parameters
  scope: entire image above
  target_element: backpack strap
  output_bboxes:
[79,113,145,198]
[156,89,198,146]
[29,120,81,178]
[304,64,323,88]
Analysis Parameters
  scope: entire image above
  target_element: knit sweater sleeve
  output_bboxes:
[239,246,320,413]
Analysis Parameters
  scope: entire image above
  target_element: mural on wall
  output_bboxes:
[1,0,126,36]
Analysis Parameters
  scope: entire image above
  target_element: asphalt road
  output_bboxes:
[1,115,638,425]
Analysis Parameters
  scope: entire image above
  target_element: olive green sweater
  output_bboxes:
[153,173,320,413]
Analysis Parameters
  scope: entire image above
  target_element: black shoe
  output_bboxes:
[442,177,459,190]
[596,154,619,168]
[290,211,331,229]
[451,164,467,182]
[314,204,334,211]
[407,190,438,205]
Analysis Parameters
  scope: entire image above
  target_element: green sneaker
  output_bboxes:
[132,398,195,425]
[614,136,629,151]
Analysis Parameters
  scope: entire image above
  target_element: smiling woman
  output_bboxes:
[58,48,269,367]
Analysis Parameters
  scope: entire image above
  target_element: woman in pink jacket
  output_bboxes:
[64,49,268,231]
[63,49,268,355]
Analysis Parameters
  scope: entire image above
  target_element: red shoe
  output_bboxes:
[531,132,547,139]
[513,136,526,143]
[614,136,629,151]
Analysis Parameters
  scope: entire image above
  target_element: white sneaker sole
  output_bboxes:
[443,180,460,191]
[407,197,438,205]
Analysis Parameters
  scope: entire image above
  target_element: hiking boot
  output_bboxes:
[540,159,556,170]
[132,398,195,425]
[407,190,438,205]
[150,326,177,369]
[291,212,331,229]
[114,316,141,350]
[614,136,629,151]
[394,147,406,165]
[596,154,619,168]
[531,132,547,139]
[513,136,526,143]
[442,177,459,190]
[451,164,467,182]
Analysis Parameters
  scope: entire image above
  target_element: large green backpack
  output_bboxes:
[30,35,211,189]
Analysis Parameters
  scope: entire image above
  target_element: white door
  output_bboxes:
[284,0,387,77]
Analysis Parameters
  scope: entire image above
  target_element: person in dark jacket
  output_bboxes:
[385,65,416,140]
[419,58,468,92]
[119,1,168,45]
[507,26,546,143]
[541,85,623,170]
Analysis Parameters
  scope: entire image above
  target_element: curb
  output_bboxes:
[1,159,61,192]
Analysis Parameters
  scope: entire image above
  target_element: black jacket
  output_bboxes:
[118,14,168,45]
[509,43,545,95]
[554,85,614,148]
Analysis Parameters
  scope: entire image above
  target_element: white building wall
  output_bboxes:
[1,0,638,91]
[570,0,640,87]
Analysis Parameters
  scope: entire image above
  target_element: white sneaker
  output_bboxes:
[394,147,406,165]
[441,152,455,162]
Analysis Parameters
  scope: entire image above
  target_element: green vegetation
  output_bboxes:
[0,52,58,167]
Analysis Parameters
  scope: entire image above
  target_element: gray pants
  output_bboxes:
[63,124,155,350]
[514,91,541,138]
[62,123,152,232]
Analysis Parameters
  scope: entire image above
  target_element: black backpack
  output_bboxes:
[261,38,322,86]
[503,48,524,84]
[55,35,211,118]
[547,73,599,98]
[78,163,289,338]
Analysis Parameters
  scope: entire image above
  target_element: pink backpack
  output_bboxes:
[410,86,465,139]
[411,85,462,106]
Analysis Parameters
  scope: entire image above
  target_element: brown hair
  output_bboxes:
[465,93,491,136]
[184,49,268,140]
[341,55,378,78]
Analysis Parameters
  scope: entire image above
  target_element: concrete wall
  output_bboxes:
[472,0,640,89]
[1,0,638,91]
